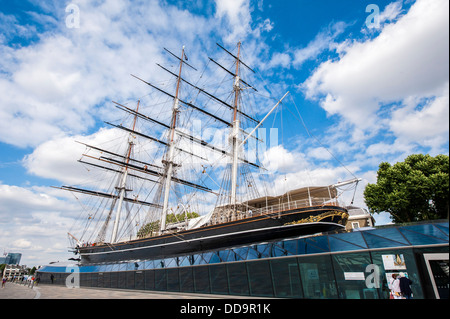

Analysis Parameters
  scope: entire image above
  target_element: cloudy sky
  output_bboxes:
[0,0,448,266]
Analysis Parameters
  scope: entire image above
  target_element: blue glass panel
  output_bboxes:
[234,250,244,261]
[126,262,135,271]
[95,265,103,272]
[256,244,271,258]
[81,265,96,273]
[227,250,239,262]
[179,256,191,267]
[41,266,52,273]
[283,240,297,255]
[192,254,203,265]
[435,223,449,236]
[272,244,287,257]
[329,237,363,252]
[247,247,260,260]
[111,263,120,271]
[37,266,49,272]
[297,239,306,255]
[305,236,329,254]
[144,260,154,269]
[97,264,107,272]
[153,259,164,268]
[61,266,70,273]
[362,231,407,248]
[399,227,448,245]
[40,266,67,273]
[202,252,213,263]
[364,228,409,246]
[234,247,249,260]
[218,250,229,262]
[165,258,177,268]
[209,253,221,264]
[198,256,208,265]
[401,224,449,241]
[329,232,367,252]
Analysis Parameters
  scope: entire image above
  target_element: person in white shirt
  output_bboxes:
[391,273,403,299]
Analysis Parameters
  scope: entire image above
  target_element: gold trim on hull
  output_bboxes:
[285,211,349,226]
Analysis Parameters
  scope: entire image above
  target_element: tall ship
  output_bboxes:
[58,42,359,265]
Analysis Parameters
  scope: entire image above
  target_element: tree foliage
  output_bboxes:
[364,154,449,223]
[137,211,200,238]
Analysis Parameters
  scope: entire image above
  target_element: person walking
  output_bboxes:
[388,273,397,299]
[399,273,413,299]
[391,274,402,299]
[1,276,6,288]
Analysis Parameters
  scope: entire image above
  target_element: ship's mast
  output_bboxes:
[111,100,140,243]
[230,41,241,207]
[160,46,185,232]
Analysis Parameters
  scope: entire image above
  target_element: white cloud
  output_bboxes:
[11,239,32,249]
[364,0,404,31]
[268,165,357,198]
[0,0,272,150]
[307,146,333,161]
[0,0,218,149]
[0,183,79,265]
[262,145,308,173]
[293,21,347,68]
[23,127,127,185]
[389,90,450,153]
[378,1,403,24]
[0,184,66,219]
[215,0,252,44]
[302,0,449,152]
[267,52,291,69]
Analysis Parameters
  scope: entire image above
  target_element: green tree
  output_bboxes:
[137,211,200,238]
[364,154,449,223]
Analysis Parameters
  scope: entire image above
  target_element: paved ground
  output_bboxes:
[0,282,245,299]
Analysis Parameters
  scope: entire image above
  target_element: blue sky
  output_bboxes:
[0,0,448,266]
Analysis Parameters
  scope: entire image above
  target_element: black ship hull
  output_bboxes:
[78,205,348,264]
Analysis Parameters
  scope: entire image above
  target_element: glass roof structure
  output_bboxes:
[39,220,448,274]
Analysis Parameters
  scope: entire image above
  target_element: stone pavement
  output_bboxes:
[0,282,244,299]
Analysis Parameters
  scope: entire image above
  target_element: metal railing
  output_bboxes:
[237,197,345,221]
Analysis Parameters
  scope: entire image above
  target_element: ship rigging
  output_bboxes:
[56,42,359,263]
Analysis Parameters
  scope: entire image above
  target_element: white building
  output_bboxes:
[345,206,375,230]
[2,264,28,281]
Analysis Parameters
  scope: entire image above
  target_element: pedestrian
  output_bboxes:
[388,273,397,299]
[50,274,54,284]
[1,277,6,288]
[391,273,402,299]
[399,272,413,299]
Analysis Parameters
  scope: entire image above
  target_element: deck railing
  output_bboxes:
[217,197,345,223]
